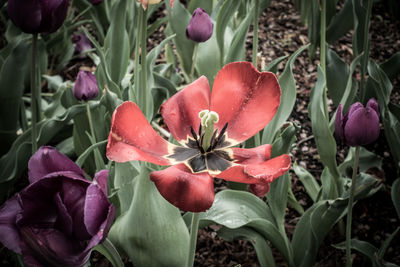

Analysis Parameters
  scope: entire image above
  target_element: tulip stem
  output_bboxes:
[190,43,198,82]
[186,212,200,267]
[86,102,96,143]
[360,0,373,103]
[346,145,360,267]
[140,7,149,119]
[252,0,259,68]
[320,0,329,120]
[31,33,39,154]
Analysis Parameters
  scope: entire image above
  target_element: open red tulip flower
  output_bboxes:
[107,62,291,212]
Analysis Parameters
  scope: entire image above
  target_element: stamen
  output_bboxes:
[207,129,218,152]
[190,126,198,140]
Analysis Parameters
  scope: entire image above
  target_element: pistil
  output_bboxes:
[199,110,219,151]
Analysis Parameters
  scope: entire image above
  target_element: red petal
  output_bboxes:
[216,154,291,184]
[160,76,210,143]
[232,144,272,164]
[250,184,270,197]
[150,164,215,212]
[107,101,175,165]
[210,62,281,144]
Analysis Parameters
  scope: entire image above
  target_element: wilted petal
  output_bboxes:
[249,184,270,197]
[344,105,380,146]
[210,62,281,145]
[150,164,215,212]
[107,101,177,165]
[84,183,110,236]
[0,196,22,254]
[334,104,345,142]
[19,226,88,267]
[28,146,85,183]
[93,170,109,196]
[186,8,213,43]
[217,154,291,184]
[367,98,379,116]
[232,144,272,164]
[160,76,210,144]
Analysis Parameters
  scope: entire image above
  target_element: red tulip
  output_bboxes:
[107,62,291,212]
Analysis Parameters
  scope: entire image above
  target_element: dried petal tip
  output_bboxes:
[186,8,213,43]
[73,70,99,101]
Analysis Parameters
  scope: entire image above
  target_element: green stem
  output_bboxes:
[133,5,142,102]
[31,33,38,154]
[190,43,199,82]
[359,0,372,103]
[320,0,328,120]
[140,7,148,118]
[86,102,96,142]
[252,0,259,68]
[346,146,360,267]
[186,212,200,267]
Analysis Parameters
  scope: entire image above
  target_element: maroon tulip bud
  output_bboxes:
[73,70,99,101]
[7,0,69,34]
[186,8,213,43]
[0,146,115,267]
[72,33,93,58]
[334,98,380,146]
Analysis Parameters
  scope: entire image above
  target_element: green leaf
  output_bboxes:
[109,164,189,267]
[309,66,340,182]
[368,60,393,110]
[326,48,349,107]
[333,239,378,264]
[75,139,107,168]
[292,199,348,267]
[380,52,400,80]
[216,0,240,64]
[338,147,382,178]
[262,45,308,144]
[0,105,86,199]
[264,55,288,73]
[0,40,30,155]
[392,178,400,220]
[378,227,400,259]
[293,162,320,202]
[218,226,276,267]
[326,0,353,43]
[320,167,338,200]
[94,238,124,267]
[167,1,194,80]
[224,5,253,64]
[202,190,293,264]
[104,0,130,85]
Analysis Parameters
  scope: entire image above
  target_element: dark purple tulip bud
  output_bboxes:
[72,33,93,58]
[0,146,115,267]
[7,0,69,34]
[186,8,213,43]
[73,70,99,101]
[334,98,380,146]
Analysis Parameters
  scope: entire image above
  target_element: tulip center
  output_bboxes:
[199,110,219,151]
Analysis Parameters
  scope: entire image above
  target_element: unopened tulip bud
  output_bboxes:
[7,0,69,34]
[334,98,380,146]
[73,70,99,101]
[186,8,213,43]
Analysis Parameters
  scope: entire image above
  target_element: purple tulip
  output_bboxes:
[334,98,380,146]
[186,8,213,43]
[7,0,69,34]
[73,70,99,101]
[72,33,93,58]
[0,146,114,267]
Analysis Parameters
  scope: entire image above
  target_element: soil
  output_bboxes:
[1,0,399,266]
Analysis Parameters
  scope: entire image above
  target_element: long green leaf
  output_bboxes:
[293,162,320,202]
[109,164,189,267]
[392,178,400,220]
[262,45,308,144]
